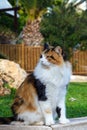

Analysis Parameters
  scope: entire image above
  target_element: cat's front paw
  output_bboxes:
[45,118,55,126]
[59,118,70,124]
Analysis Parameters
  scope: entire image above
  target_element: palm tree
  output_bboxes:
[17,0,53,45]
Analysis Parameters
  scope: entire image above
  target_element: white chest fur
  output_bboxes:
[34,61,72,108]
[34,61,71,86]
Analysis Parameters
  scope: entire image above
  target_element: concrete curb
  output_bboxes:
[70,75,87,82]
[51,117,87,130]
[0,117,87,130]
[0,125,51,130]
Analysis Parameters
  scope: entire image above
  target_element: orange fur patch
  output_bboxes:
[12,75,37,114]
[44,49,64,65]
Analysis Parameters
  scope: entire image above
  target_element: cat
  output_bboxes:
[0,43,72,125]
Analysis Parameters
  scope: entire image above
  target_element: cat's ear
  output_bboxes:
[55,46,62,54]
[43,43,49,50]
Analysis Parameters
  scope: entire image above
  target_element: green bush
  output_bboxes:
[0,53,8,59]
[40,1,87,59]
[0,13,14,31]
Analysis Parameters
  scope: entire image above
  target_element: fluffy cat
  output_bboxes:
[0,44,72,125]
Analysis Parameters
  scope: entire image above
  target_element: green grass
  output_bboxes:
[0,82,87,118]
[66,82,87,118]
[0,88,16,117]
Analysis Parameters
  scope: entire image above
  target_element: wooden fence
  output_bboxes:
[71,50,87,75]
[0,44,42,72]
[0,44,87,75]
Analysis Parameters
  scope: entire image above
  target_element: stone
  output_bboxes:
[0,59,27,89]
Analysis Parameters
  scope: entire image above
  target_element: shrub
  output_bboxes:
[40,1,87,59]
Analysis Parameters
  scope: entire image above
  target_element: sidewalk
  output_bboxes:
[70,75,87,82]
[0,117,87,130]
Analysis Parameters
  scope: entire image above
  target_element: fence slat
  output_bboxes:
[0,44,87,75]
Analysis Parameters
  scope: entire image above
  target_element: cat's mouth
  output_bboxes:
[41,61,50,66]
[40,55,51,67]
[40,60,50,68]
[41,62,50,69]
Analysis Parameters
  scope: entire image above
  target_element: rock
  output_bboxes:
[0,86,11,96]
[0,59,27,89]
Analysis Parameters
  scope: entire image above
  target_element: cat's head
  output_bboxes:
[40,43,64,67]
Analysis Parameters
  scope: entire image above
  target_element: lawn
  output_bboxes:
[0,82,87,118]
[0,88,16,117]
[66,82,87,118]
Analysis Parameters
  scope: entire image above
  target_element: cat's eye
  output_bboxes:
[47,56,52,58]
[47,55,55,60]
[50,56,55,59]
[47,56,50,58]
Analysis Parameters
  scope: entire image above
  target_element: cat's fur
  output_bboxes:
[0,44,72,125]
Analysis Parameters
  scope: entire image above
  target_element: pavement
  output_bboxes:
[70,75,87,82]
[0,117,87,130]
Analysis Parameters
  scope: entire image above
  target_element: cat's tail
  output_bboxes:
[0,116,16,124]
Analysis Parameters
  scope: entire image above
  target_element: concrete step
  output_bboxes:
[52,117,87,130]
[0,125,51,130]
[0,117,87,130]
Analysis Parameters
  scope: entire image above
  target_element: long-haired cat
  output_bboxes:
[0,44,72,125]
